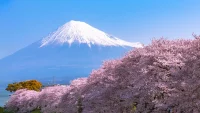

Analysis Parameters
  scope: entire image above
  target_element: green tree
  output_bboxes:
[0,107,14,113]
[31,109,41,113]
[0,107,3,113]
[6,80,42,92]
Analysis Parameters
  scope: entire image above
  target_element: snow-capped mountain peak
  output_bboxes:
[40,20,143,48]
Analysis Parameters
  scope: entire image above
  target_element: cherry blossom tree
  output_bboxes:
[5,36,200,113]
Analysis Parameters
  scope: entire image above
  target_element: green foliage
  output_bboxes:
[131,102,137,113]
[1,106,41,113]
[3,110,14,113]
[6,80,42,92]
[0,107,3,113]
[31,109,41,113]
[0,107,14,113]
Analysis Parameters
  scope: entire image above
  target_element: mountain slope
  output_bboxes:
[0,20,143,86]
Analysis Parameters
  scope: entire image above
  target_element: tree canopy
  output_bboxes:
[5,37,200,112]
[6,80,42,92]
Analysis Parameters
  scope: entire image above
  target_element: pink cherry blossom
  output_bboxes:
[6,36,200,113]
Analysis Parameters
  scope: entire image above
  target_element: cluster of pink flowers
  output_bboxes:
[5,36,200,113]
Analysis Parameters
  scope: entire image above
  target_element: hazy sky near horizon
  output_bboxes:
[0,0,200,59]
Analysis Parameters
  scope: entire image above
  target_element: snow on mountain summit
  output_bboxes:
[40,20,143,48]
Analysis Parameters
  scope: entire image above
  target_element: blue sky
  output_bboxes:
[0,0,200,59]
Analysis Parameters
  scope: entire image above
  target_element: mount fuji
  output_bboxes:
[0,20,143,86]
